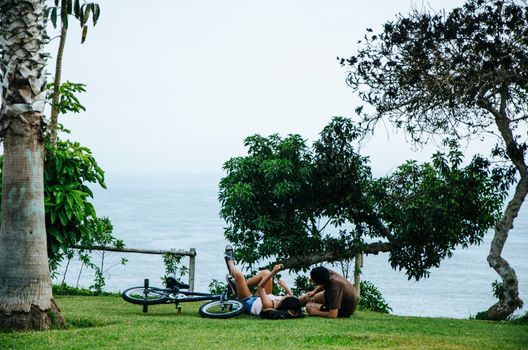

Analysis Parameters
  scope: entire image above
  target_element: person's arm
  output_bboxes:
[299,284,325,305]
[305,305,338,319]
[277,278,292,296]
[257,264,283,309]
[307,284,324,297]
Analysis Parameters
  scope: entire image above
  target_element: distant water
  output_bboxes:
[55,174,527,319]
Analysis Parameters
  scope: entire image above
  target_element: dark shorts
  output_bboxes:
[320,304,355,318]
[241,296,257,315]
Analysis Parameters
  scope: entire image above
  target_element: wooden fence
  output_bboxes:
[73,245,197,291]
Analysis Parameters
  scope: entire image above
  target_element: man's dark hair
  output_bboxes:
[310,266,330,285]
[278,296,301,311]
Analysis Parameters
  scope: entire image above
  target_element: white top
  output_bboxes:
[250,294,278,315]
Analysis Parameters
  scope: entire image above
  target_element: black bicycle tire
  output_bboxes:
[199,299,245,319]
[122,286,170,305]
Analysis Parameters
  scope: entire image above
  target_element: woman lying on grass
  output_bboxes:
[224,246,303,319]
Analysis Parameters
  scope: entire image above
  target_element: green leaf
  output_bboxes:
[74,0,80,17]
[58,210,68,226]
[93,3,101,25]
[90,3,97,26]
[81,25,88,44]
[44,7,52,21]
[79,4,87,26]
[71,190,85,207]
[47,226,64,244]
[83,4,91,25]
[56,191,64,205]
[66,192,74,208]
[86,202,96,219]
[50,209,58,224]
[51,7,58,27]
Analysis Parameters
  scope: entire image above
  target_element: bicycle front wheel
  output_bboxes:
[122,287,169,305]
[199,299,244,319]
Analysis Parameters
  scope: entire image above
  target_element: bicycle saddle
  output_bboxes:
[166,277,190,289]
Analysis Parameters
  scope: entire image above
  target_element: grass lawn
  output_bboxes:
[0,295,526,350]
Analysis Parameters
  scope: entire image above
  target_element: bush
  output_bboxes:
[52,283,119,297]
[291,275,311,296]
[358,280,392,314]
[208,279,227,294]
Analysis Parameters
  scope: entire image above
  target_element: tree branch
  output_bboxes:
[350,209,395,243]
[280,241,393,270]
[319,217,332,233]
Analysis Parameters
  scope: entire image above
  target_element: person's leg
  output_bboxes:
[226,259,252,299]
[305,291,329,316]
[312,291,326,304]
[245,270,273,294]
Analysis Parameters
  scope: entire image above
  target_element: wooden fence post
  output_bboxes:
[354,253,364,297]
[189,248,196,292]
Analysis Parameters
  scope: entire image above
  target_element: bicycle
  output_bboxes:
[122,275,244,319]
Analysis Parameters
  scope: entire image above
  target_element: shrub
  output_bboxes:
[358,280,392,314]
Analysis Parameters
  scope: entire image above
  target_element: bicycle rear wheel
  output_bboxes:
[199,299,244,319]
[122,287,169,305]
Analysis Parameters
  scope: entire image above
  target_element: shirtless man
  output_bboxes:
[224,246,302,317]
[300,266,358,319]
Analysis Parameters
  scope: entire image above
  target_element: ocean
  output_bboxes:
[55,174,528,319]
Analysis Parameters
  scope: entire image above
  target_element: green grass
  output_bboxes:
[1,296,527,350]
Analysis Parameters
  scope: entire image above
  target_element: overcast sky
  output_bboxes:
[46,0,492,178]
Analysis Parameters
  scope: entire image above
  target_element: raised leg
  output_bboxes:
[246,270,273,295]
[226,260,252,299]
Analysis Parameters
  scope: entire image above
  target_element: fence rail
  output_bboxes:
[72,245,196,291]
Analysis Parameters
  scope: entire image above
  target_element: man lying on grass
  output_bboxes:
[224,245,303,319]
[299,266,358,319]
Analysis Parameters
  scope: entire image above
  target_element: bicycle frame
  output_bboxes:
[122,258,245,318]
[126,278,232,314]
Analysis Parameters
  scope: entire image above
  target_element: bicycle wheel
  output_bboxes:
[122,287,169,305]
[199,299,245,319]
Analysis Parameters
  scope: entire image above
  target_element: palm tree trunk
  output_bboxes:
[0,116,64,330]
[0,0,64,331]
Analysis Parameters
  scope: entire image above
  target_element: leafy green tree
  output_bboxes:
[219,118,511,283]
[339,0,527,320]
[43,139,106,267]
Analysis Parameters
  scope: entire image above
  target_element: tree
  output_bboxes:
[0,0,65,330]
[339,0,527,320]
[219,117,511,281]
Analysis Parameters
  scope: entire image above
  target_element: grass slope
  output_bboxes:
[0,296,526,350]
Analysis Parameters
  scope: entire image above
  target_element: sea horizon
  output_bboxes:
[55,173,528,319]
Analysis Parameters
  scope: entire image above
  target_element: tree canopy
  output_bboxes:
[339,0,527,319]
[219,117,511,280]
[341,0,528,143]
